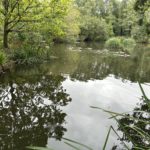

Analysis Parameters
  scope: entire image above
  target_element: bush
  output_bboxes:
[131,25,149,43]
[105,37,136,53]
[80,16,113,41]
[105,37,123,50]
[13,44,51,64]
[0,51,7,65]
[122,38,136,53]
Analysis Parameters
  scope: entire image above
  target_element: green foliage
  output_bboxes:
[13,44,50,64]
[134,0,149,12]
[54,4,80,43]
[145,7,150,24]
[0,51,7,65]
[122,38,136,53]
[105,37,136,53]
[131,25,149,43]
[0,0,74,48]
[105,37,123,50]
[0,0,149,62]
[76,0,149,43]
[80,16,113,41]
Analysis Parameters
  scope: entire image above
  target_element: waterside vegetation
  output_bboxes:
[105,37,136,53]
[0,0,149,67]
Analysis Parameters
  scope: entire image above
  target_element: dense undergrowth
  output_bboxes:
[0,51,7,65]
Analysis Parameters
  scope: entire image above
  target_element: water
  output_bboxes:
[0,43,150,150]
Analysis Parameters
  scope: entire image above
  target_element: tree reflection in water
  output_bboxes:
[0,74,71,150]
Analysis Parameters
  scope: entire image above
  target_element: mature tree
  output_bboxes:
[1,0,40,48]
[0,0,72,49]
[134,0,150,25]
[131,0,150,42]
[75,0,113,41]
[134,0,149,12]
[120,0,138,36]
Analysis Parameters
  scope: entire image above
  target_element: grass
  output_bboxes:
[12,43,51,64]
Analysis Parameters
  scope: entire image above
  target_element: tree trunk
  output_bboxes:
[3,0,9,49]
[3,23,9,49]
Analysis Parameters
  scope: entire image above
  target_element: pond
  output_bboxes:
[0,43,150,150]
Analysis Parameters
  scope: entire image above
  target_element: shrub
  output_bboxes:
[131,25,149,43]
[13,44,51,64]
[105,37,136,53]
[80,16,113,41]
[0,51,7,65]
[105,37,123,50]
[122,38,136,53]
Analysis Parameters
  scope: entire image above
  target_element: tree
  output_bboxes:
[75,0,113,41]
[0,0,72,49]
[134,0,150,25]
[80,16,113,41]
[134,0,149,12]
[52,2,80,42]
[1,0,40,48]
[120,0,138,36]
[132,0,150,42]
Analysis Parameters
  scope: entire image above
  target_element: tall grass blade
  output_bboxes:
[90,106,150,124]
[103,126,111,150]
[64,142,81,150]
[133,147,147,150]
[26,146,54,150]
[138,83,150,102]
[110,126,130,150]
[129,126,150,139]
[109,110,149,119]
[63,138,93,150]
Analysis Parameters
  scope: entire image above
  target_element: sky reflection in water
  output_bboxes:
[49,75,150,150]
[0,43,150,150]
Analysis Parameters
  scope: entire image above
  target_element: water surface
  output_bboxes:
[0,43,150,150]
